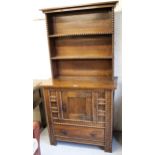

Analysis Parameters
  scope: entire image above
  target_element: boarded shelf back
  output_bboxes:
[50,36,112,58]
[52,60,112,79]
[47,9,112,35]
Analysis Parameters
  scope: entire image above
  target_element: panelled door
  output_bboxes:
[61,90,92,121]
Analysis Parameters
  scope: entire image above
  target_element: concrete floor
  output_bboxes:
[40,128,122,155]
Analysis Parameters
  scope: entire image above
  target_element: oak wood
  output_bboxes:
[48,32,112,38]
[43,88,57,145]
[53,60,112,78]
[61,90,92,120]
[41,1,118,152]
[51,36,112,58]
[40,78,117,89]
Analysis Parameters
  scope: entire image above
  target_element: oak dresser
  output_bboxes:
[41,1,118,152]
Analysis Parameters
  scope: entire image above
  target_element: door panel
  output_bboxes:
[61,90,93,121]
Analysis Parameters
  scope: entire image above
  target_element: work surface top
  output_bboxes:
[33,78,117,90]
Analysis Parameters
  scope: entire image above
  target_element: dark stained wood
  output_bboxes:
[41,1,118,153]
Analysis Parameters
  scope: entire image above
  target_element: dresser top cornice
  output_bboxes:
[41,1,118,14]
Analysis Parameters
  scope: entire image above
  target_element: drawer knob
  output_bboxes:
[61,130,67,135]
[90,133,96,138]
[62,104,67,112]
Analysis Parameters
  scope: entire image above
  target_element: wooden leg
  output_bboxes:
[48,128,57,145]
[50,138,57,145]
[104,142,112,153]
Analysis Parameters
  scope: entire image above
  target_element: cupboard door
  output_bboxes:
[61,90,93,121]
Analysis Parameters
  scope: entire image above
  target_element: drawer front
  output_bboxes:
[54,125,104,141]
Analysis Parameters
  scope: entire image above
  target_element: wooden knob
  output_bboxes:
[90,133,96,138]
[61,130,67,135]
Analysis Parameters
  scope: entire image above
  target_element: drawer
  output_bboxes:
[54,125,104,141]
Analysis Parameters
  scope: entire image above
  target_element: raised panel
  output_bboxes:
[61,90,93,121]
[67,97,86,118]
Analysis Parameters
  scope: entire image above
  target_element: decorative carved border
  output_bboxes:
[104,90,113,152]
[43,88,57,145]
[53,122,105,129]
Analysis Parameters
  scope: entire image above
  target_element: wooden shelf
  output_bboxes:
[49,32,112,38]
[56,76,115,82]
[51,56,113,60]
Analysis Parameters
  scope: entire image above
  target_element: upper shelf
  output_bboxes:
[48,32,112,38]
[51,56,113,60]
